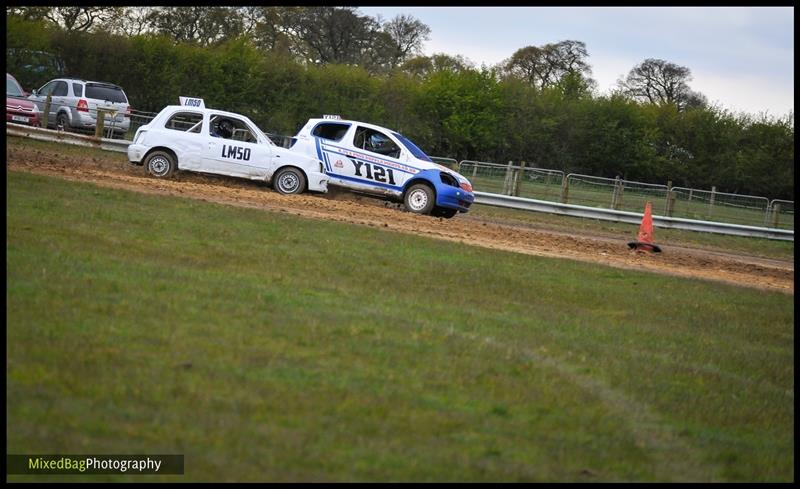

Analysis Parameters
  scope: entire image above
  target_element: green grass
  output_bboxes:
[6,171,794,482]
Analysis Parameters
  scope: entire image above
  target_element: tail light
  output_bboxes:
[76,99,89,112]
[125,105,131,118]
[460,182,473,192]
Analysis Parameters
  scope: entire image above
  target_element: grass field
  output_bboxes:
[6,170,794,481]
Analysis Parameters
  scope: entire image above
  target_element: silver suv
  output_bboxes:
[28,78,131,137]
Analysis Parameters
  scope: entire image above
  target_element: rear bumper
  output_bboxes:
[307,170,329,193]
[74,111,130,133]
[127,143,147,164]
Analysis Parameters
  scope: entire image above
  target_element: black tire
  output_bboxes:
[273,166,307,195]
[56,112,69,131]
[404,183,436,215]
[144,150,177,178]
[432,207,458,219]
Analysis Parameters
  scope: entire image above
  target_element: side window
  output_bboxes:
[165,112,204,134]
[353,126,401,159]
[312,122,350,141]
[209,115,257,143]
[52,81,68,96]
[38,81,57,96]
[72,83,83,97]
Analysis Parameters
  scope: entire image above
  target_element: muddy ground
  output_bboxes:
[6,142,794,294]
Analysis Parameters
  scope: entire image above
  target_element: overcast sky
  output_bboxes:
[360,6,794,118]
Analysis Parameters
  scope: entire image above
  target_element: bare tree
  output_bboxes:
[503,40,593,90]
[8,6,123,31]
[618,58,706,110]
[146,7,245,46]
[381,14,431,67]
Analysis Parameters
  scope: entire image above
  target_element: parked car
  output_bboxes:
[28,78,131,137]
[6,73,40,127]
[127,100,328,195]
[290,116,474,217]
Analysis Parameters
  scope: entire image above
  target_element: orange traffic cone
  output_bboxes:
[628,202,662,252]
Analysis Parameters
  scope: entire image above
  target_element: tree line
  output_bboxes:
[6,9,794,200]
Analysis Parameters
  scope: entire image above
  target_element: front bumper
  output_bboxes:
[7,110,40,127]
[436,185,474,213]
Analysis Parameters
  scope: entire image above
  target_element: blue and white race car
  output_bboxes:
[290,116,474,218]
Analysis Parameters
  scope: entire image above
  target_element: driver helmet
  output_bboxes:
[216,119,233,138]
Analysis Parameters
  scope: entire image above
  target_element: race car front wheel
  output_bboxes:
[431,207,458,219]
[274,167,307,195]
[145,151,176,178]
[404,183,435,215]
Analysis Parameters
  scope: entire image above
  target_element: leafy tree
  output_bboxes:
[401,53,473,78]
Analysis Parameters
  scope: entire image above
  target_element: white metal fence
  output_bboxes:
[452,159,793,231]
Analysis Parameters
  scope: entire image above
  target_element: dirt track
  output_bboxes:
[6,142,794,294]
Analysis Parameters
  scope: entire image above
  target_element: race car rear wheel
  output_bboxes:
[404,183,435,214]
[145,150,176,178]
[274,167,306,195]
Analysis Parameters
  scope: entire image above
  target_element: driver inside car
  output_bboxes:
[211,118,234,139]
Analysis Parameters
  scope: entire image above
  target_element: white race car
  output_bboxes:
[289,116,474,218]
[127,98,328,195]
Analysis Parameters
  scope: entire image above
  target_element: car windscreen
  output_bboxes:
[6,77,23,96]
[392,132,432,162]
[85,83,128,103]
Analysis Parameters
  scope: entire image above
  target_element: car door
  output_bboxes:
[29,80,59,125]
[327,125,410,193]
[201,114,272,179]
[160,110,205,170]
[48,81,69,123]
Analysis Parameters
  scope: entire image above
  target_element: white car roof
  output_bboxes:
[160,105,252,120]
[304,118,405,136]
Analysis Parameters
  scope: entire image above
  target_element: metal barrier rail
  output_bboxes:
[7,122,130,153]
[6,124,794,241]
[474,191,794,241]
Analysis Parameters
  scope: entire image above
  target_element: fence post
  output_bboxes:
[471,161,478,178]
[95,109,106,138]
[771,203,781,228]
[561,175,570,204]
[513,160,526,196]
[611,176,622,209]
[665,180,675,217]
[42,94,52,129]
[503,161,514,195]
[709,186,717,217]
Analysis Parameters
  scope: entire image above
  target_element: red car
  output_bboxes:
[7,73,40,127]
